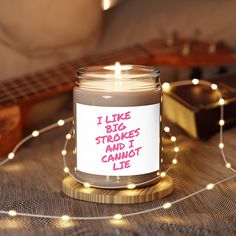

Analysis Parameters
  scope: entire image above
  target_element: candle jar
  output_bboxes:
[73,65,162,189]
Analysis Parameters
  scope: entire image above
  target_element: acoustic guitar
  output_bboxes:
[0,38,235,155]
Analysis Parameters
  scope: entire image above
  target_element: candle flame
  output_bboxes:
[115,62,121,78]
[102,0,111,10]
[104,62,132,79]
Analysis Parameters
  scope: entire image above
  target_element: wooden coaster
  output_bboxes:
[62,175,173,204]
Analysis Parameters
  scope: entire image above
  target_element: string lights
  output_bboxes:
[0,79,235,222]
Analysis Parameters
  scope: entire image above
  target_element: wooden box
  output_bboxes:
[163,73,236,138]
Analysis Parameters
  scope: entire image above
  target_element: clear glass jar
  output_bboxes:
[73,65,161,189]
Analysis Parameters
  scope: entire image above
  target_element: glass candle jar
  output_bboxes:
[73,64,161,189]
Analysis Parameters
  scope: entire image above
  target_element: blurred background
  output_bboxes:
[1,0,236,81]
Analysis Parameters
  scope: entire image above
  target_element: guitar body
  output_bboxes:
[0,105,22,156]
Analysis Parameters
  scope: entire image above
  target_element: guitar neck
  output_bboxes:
[0,45,152,107]
[0,38,235,108]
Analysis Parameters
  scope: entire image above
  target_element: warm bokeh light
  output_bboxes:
[58,120,65,126]
[162,82,170,92]
[61,150,67,155]
[61,215,70,221]
[163,202,172,209]
[113,214,123,220]
[8,152,15,160]
[32,130,39,137]
[8,210,17,217]
[192,78,199,85]
[206,183,214,190]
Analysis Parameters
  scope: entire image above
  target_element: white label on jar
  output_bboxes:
[76,103,160,176]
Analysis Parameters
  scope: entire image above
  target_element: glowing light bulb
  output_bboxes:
[83,182,91,188]
[66,134,72,140]
[58,120,65,126]
[211,84,218,90]
[102,0,111,11]
[219,120,225,126]
[226,163,231,168]
[206,183,214,190]
[172,159,178,164]
[162,82,170,92]
[160,172,166,178]
[114,62,122,78]
[219,143,224,149]
[113,214,122,220]
[192,79,199,85]
[8,152,15,160]
[219,98,225,105]
[127,183,136,189]
[174,147,179,152]
[164,126,170,133]
[171,136,176,142]
[163,202,172,209]
[32,130,39,137]
[61,215,70,221]
[8,210,17,216]
[64,167,69,173]
[61,150,67,155]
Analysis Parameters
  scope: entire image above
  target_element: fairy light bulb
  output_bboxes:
[174,147,179,152]
[219,120,225,126]
[113,214,122,220]
[61,150,67,155]
[8,152,15,160]
[32,130,39,137]
[57,120,65,126]
[8,210,17,216]
[172,159,177,164]
[66,134,72,140]
[160,172,166,178]
[61,215,70,221]
[162,82,170,92]
[164,126,170,133]
[163,202,172,209]
[64,167,69,173]
[206,183,214,190]
[192,78,199,85]
[83,182,91,188]
[127,183,136,189]
[171,136,176,142]
[226,163,231,168]
[211,84,218,90]
[219,143,224,149]
[219,98,225,105]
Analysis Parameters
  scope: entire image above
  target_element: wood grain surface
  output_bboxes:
[62,175,173,204]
